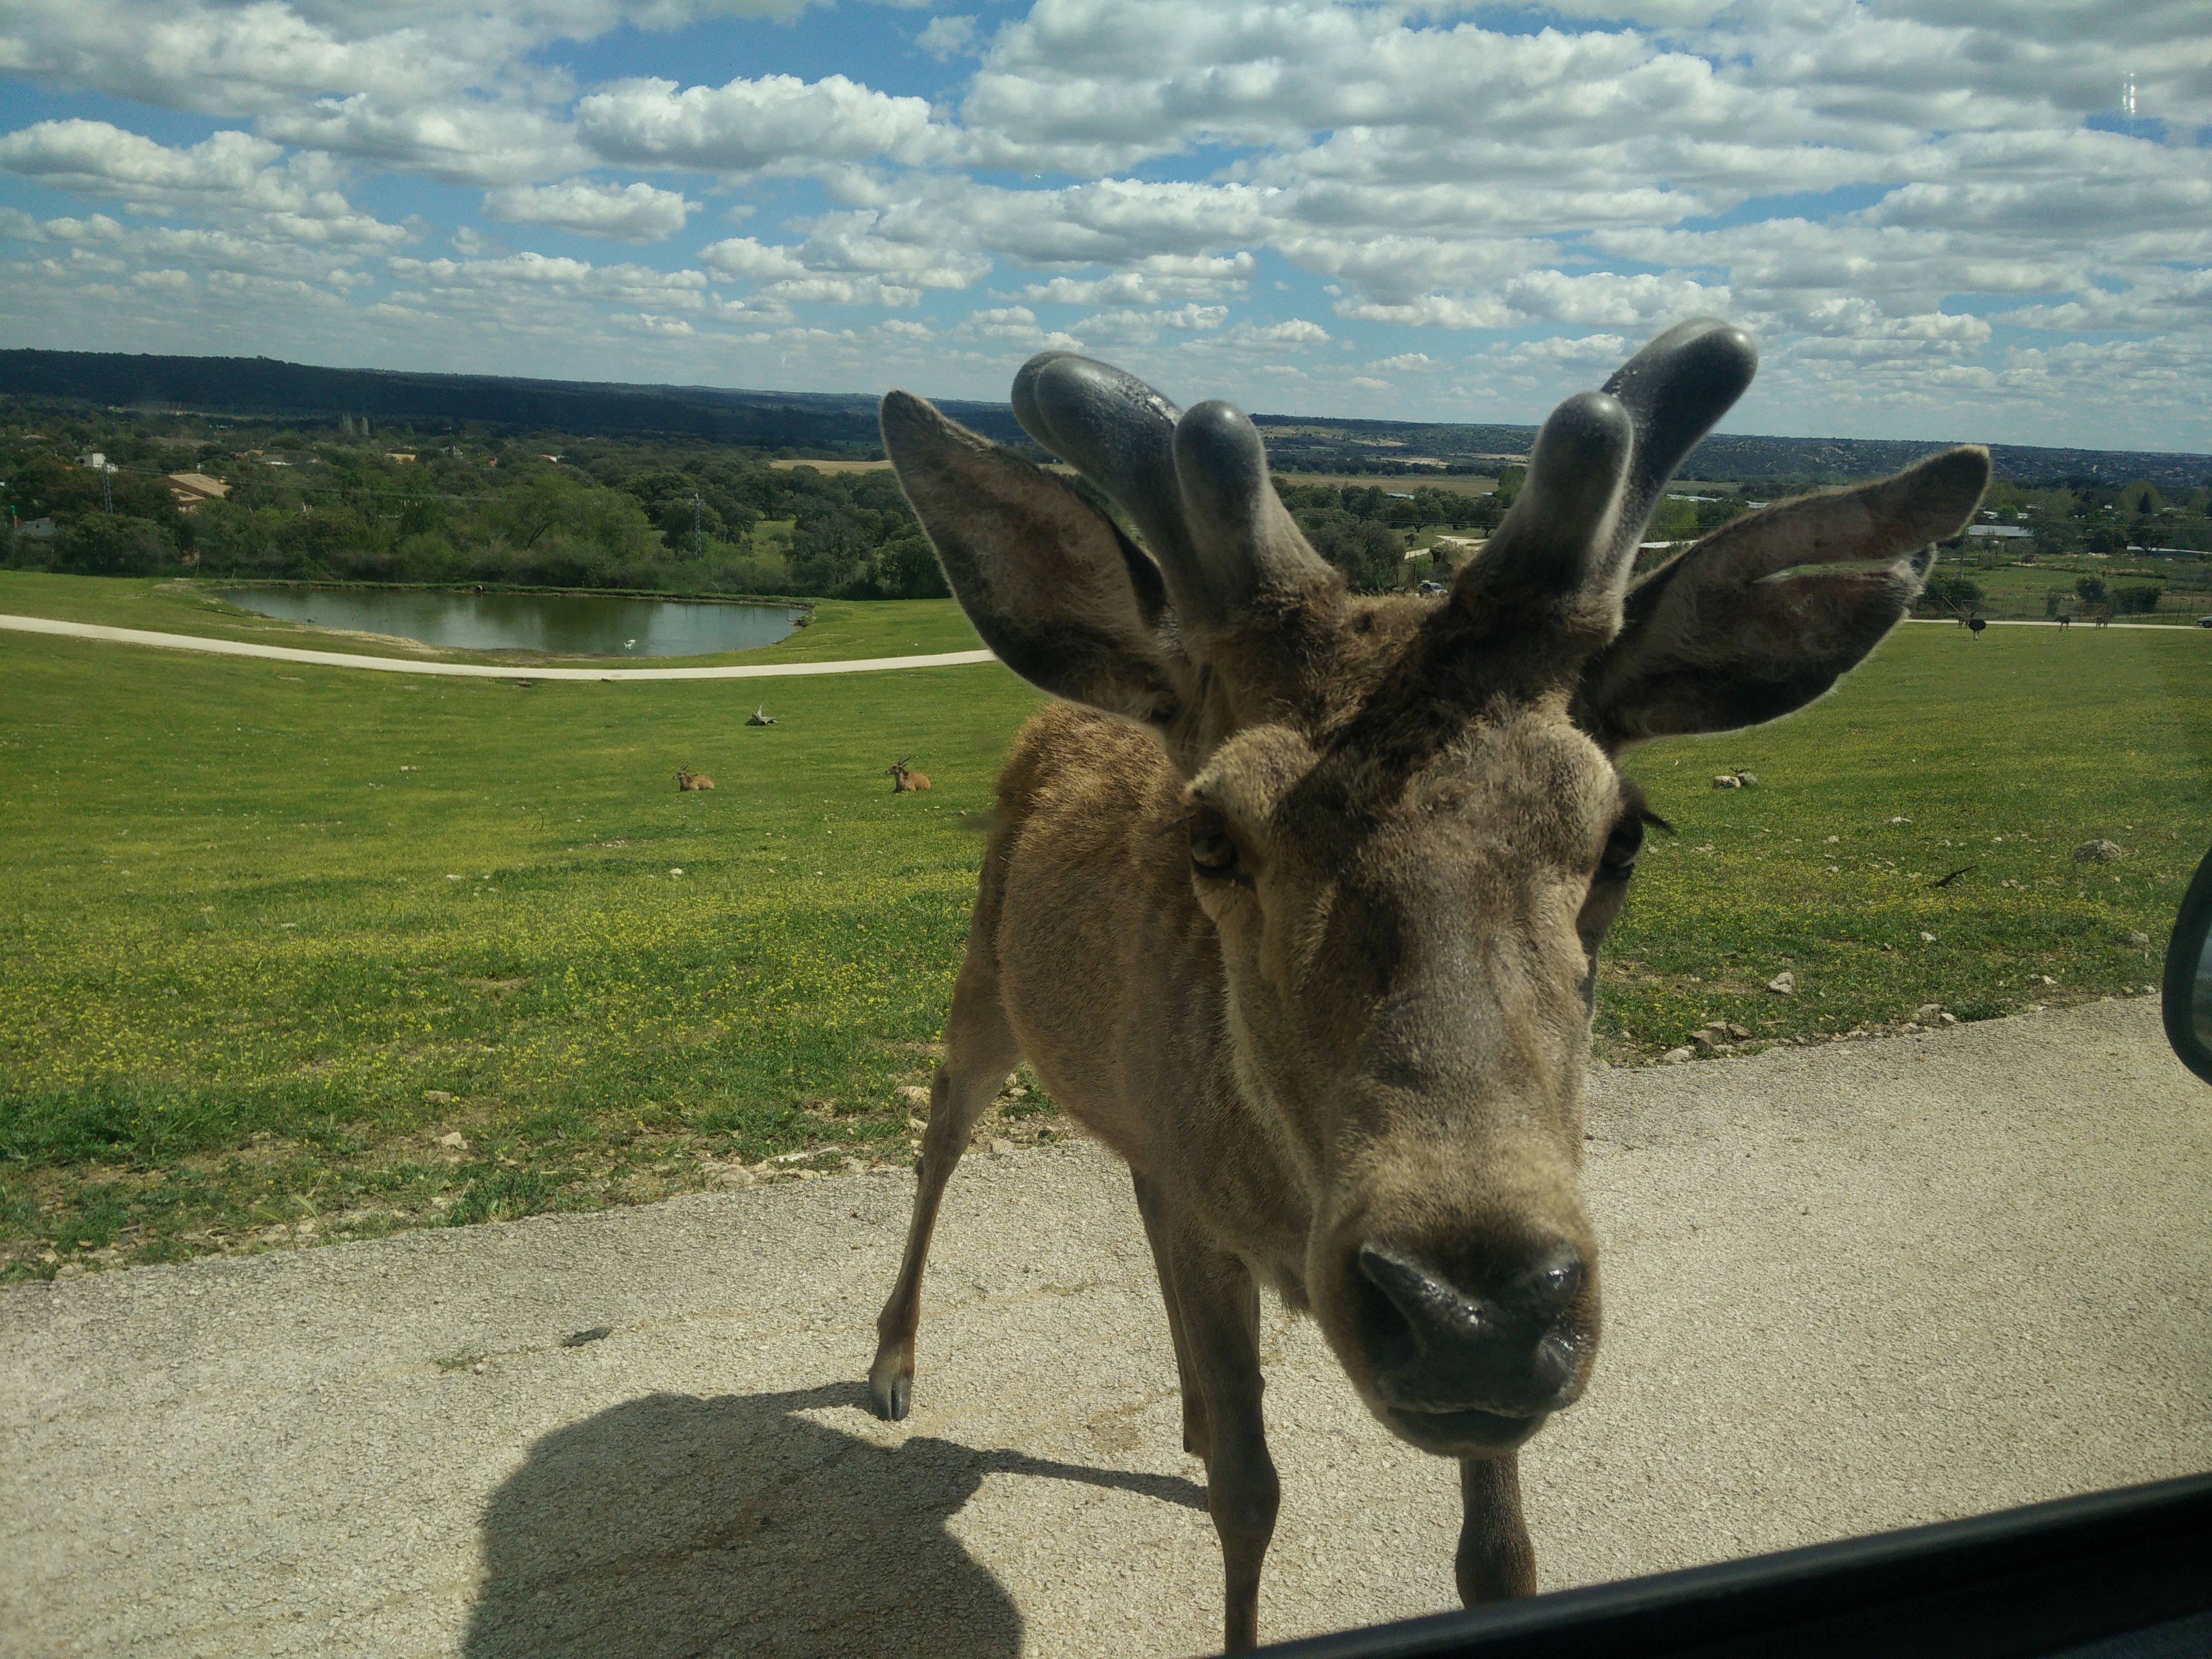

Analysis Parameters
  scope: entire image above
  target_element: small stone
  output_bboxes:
[2127,931,2151,949]
[1661,1046,1695,1065]
[1711,774,1740,789]
[1766,971,1796,995]
[425,1090,454,1105]
[668,868,683,878]
[1920,931,1937,943]
[894,1085,931,1112]
[1887,816,1911,825]
[906,1115,926,1132]
[2073,839,2123,864]
[1734,772,1758,787]
[1940,1012,1957,1025]
[1824,835,1840,844]
[471,1361,488,1375]
[1690,1030,1717,1051]
[437,1130,465,1149]
[1725,1023,1752,1041]
[1915,1003,1945,1021]
[561,1326,613,1347]
[990,1137,1016,1155]
[1901,1021,1924,1033]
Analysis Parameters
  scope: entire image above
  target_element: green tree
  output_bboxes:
[55,514,177,574]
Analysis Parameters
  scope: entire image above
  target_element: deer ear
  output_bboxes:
[882,390,1183,726]
[1573,446,1990,748]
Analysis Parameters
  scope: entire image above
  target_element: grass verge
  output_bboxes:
[2,584,2206,1278]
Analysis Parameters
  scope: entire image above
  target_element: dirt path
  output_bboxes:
[3,996,2207,1657]
[0,613,999,678]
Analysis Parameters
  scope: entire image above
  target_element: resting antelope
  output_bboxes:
[886,757,931,793]
[674,767,714,792]
[868,321,1988,1650]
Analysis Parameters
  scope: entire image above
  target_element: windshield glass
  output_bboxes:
[2,4,2206,1656]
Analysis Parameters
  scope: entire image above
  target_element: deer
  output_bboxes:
[674,767,714,792]
[866,320,1989,1652]
[886,757,931,793]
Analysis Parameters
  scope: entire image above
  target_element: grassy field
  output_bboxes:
[1273,471,1499,496]
[1928,555,2212,624]
[3,581,2208,1280]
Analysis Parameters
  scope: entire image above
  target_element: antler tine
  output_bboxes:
[1452,391,1635,620]
[1013,351,1197,585]
[1597,319,1758,581]
[1173,399,1337,624]
[1014,353,1331,631]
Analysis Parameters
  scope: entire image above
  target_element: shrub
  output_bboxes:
[53,514,177,575]
[2110,581,2163,615]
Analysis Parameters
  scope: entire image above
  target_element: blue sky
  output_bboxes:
[1,1,2207,450]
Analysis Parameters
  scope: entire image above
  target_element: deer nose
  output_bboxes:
[1356,1239,1587,1417]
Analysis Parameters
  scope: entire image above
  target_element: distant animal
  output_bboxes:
[1967,616,1987,638]
[746,705,777,726]
[886,757,931,793]
[675,767,715,792]
[2093,607,2112,628]
[866,321,1990,1650]
[2055,613,2071,629]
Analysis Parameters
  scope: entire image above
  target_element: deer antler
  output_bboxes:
[1012,353,1335,634]
[1453,320,1756,642]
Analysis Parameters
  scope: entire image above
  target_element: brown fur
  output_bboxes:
[887,759,932,793]
[865,329,1989,1649]
[675,767,714,792]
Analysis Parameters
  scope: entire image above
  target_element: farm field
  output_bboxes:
[1272,470,1498,495]
[1939,556,2212,624]
[3,582,2208,1280]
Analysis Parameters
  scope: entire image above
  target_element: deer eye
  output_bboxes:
[1188,808,1239,876]
[1597,818,1644,881]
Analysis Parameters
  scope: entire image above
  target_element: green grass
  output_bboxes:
[2,577,2208,1278]
[1932,556,2212,623]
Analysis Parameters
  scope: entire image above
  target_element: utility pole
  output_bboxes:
[694,492,702,558]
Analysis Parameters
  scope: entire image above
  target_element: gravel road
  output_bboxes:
[4,995,2207,1658]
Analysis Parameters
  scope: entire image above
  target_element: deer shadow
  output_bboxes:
[462,1381,1206,1659]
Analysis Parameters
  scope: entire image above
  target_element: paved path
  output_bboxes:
[4,997,2207,1658]
[0,613,999,679]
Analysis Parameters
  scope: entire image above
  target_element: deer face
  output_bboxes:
[1179,699,1630,1452]
[883,322,1988,1459]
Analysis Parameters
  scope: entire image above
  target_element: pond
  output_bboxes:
[216,586,803,658]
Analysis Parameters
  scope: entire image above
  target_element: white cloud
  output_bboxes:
[482,177,697,242]
[0,119,409,246]
[576,74,945,174]
[917,14,978,59]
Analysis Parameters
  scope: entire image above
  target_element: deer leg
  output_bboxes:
[1162,1216,1278,1652]
[866,941,1020,1422]
[1130,1171,1209,1461]
[1455,1454,1537,1604]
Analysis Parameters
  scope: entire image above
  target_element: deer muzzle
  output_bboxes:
[1353,1237,1594,1454]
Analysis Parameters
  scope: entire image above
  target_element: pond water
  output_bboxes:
[216,586,802,658]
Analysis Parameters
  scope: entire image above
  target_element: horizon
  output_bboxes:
[1,2,2206,455]
[16,342,2212,470]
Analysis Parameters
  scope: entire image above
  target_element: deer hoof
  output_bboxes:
[868,1348,914,1421]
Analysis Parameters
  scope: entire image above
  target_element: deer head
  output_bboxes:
[883,321,1987,1456]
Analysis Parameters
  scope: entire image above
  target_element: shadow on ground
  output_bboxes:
[463,1382,1207,1658]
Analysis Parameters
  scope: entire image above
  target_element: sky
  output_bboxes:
[0,1,2206,451]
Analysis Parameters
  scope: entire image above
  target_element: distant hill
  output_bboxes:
[3,347,2205,490]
